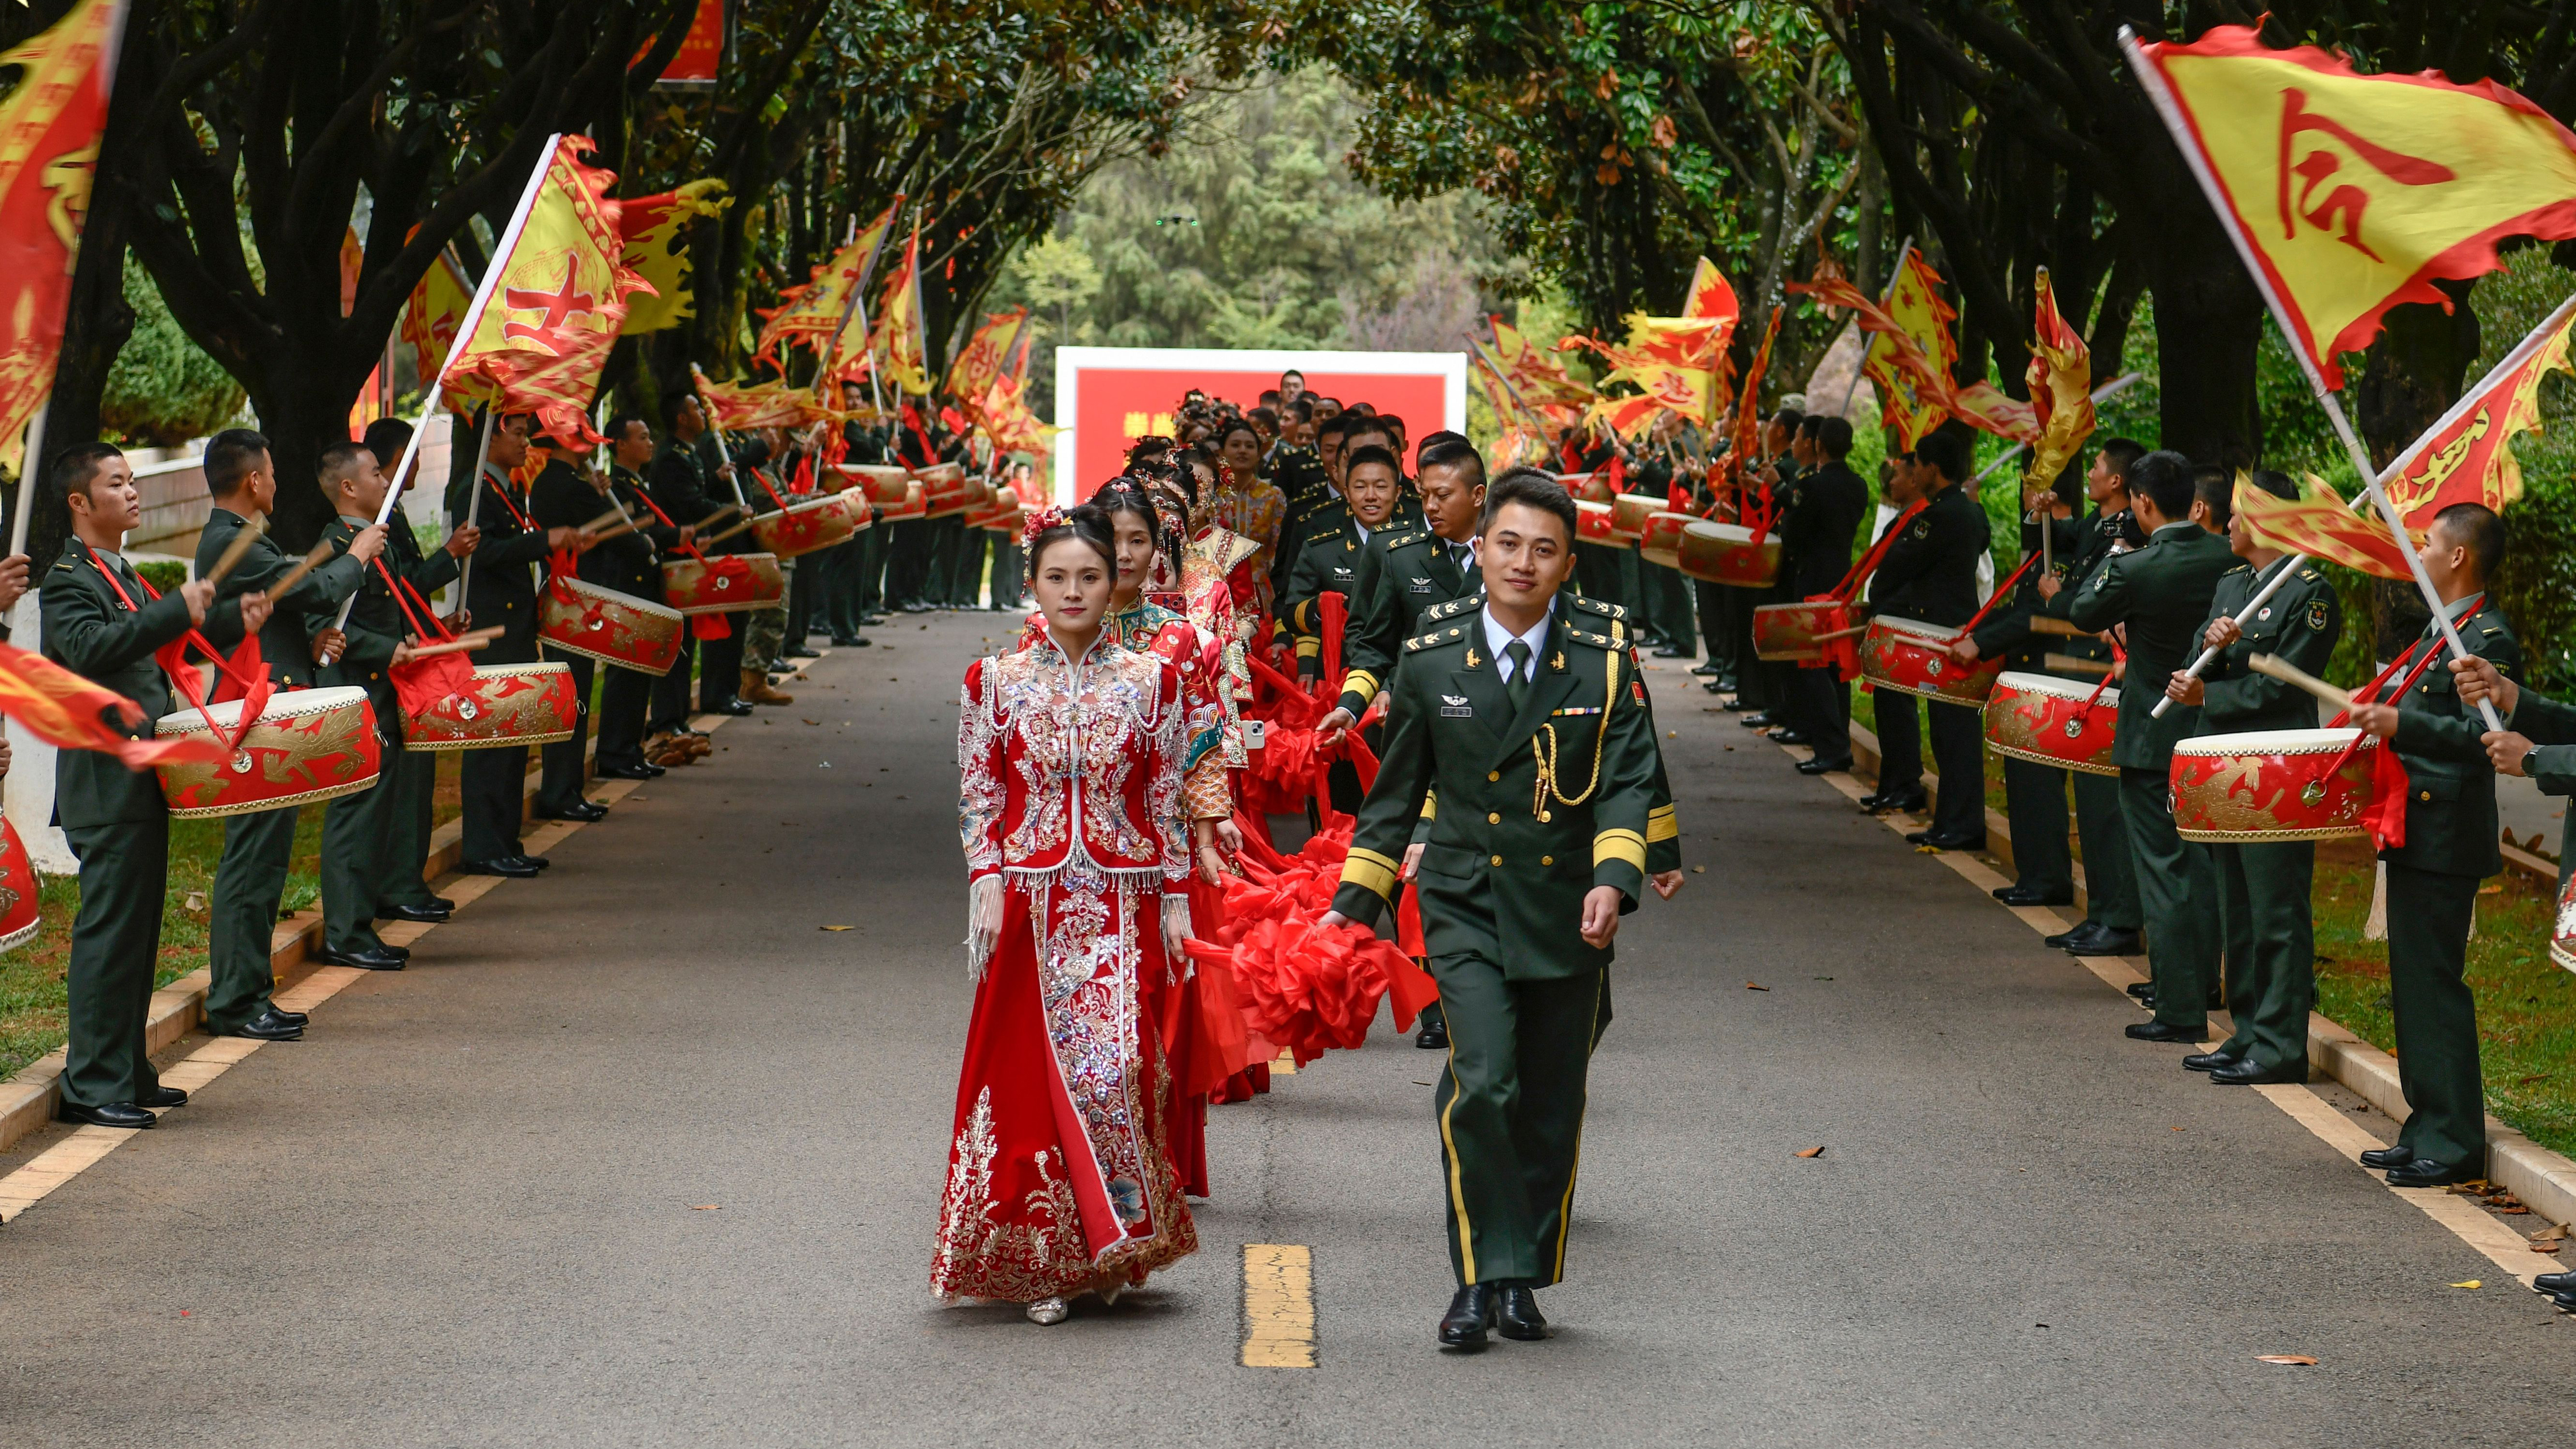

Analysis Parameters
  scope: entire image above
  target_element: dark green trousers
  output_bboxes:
[949,528,988,607]
[377,747,439,910]
[320,754,393,957]
[1429,956,1605,1287]
[2119,765,2218,1030]
[61,820,169,1108]
[922,515,967,606]
[537,653,595,815]
[2383,861,2486,1167]
[2209,839,2315,1071]
[1636,558,1694,652]
[205,805,295,1032]
[460,744,530,864]
[1573,541,1628,614]
[2073,767,2141,931]
[2001,757,2074,896]
[883,518,931,606]
[854,521,886,613]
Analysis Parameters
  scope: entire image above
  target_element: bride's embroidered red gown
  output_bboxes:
[933,629,1199,1303]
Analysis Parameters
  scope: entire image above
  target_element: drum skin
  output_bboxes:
[750,493,862,559]
[1858,616,2005,705]
[1752,600,1851,662]
[0,817,41,953]
[2170,727,2379,843]
[661,552,785,615]
[1607,494,1658,544]
[402,663,578,753]
[1983,671,2120,775]
[1637,510,1692,569]
[836,464,912,506]
[1675,521,1781,589]
[1575,499,1615,544]
[538,576,686,676]
[153,686,383,819]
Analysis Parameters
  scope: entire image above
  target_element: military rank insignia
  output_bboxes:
[2308,598,2330,632]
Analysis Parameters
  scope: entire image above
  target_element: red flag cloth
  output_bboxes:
[0,642,229,770]
[1318,589,1349,700]
[1396,882,1428,958]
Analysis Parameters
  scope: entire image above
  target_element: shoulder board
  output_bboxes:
[2224,562,2252,575]
[1404,625,1469,653]
[50,559,71,571]
[1564,627,1619,650]
[1381,529,1425,551]
[1423,595,1477,622]
[1568,594,1627,621]
[2298,567,2322,582]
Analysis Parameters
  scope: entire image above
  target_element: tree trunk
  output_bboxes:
[2350,284,2481,466]
[2141,217,2264,465]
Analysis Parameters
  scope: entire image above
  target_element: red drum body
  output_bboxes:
[1752,599,1851,662]
[1575,499,1615,544]
[1858,616,2004,704]
[1637,511,1693,569]
[920,462,972,518]
[661,552,785,614]
[2170,727,2378,842]
[1559,471,1615,504]
[836,463,912,506]
[750,492,862,559]
[1983,671,2120,775]
[877,479,927,521]
[0,818,40,953]
[403,663,578,752]
[539,576,686,676]
[154,686,382,819]
[1606,494,1658,544]
[1675,521,1780,589]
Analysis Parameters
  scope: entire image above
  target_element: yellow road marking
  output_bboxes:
[1241,1243,1316,1367]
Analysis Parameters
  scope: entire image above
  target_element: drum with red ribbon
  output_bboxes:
[1751,600,1852,662]
[402,662,579,753]
[1575,499,1615,544]
[2170,727,2379,842]
[1858,616,2005,705]
[661,551,786,614]
[1607,494,1659,544]
[0,818,41,953]
[750,492,864,559]
[538,575,686,676]
[1983,671,2120,775]
[1637,510,1693,569]
[153,686,383,819]
[1675,521,1780,589]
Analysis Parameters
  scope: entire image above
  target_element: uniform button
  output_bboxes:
[1487,771,1500,782]
[1541,855,1554,866]
[1489,855,1503,866]
[1487,812,1500,824]
[2419,790,2431,801]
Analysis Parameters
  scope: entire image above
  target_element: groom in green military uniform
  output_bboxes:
[1322,467,1666,1351]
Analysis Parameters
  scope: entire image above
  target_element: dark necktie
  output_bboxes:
[1452,543,1472,579]
[1505,640,1532,714]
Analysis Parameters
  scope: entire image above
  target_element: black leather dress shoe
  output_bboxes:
[783,644,821,658]
[60,1100,155,1128]
[2534,1271,2575,1295]
[316,945,406,971]
[2182,1049,2239,1073]
[1702,679,1729,694]
[1796,757,1854,776]
[1768,728,1811,746]
[1905,830,1982,850]
[383,902,450,923]
[1859,789,1927,814]
[2358,1144,2412,1169]
[2209,1056,2308,1086]
[1993,884,2075,907]
[2042,924,2085,948]
[1739,711,1779,728]
[1691,661,1724,676]
[1415,1019,1449,1050]
[1496,1282,1550,1340]
[598,762,662,781]
[222,1010,304,1042]
[461,856,542,879]
[2061,925,2141,956]
[2552,1288,2576,1312]
[2125,1020,2205,1043]
[1438,1284,1497,1348]
[272,1008,309,1027]
[138,1086,189,1109]
[1719,695,1751,710]
[536,801,609,822]
[2125,980,2154,999]
[2387,1158,2478,1188]
[712,697,756,716]
[1653,645,1694,659]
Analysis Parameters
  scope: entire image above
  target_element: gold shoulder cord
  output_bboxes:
[1531,620,1622,821]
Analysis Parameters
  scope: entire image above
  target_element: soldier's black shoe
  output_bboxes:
[598,762,662,780]
[2182,1049,2239,1073]
[536,801,609,822]
[2041,924,2085,949]
[1739,711,1779,729]
[2061,924,2141,956]
[271,1008,309,1027]
[1653,645,1694,659]
[138,1086,189,1109]
[1438,1284,1497,1349]
[2210,1056,2308,1086]
[2125,1020,2205,1043]
[316,945,406,971]
[1796,757,1854,775]
[1768,728,1811,746]
[460,857,541,879]
[1691,661,1724,676]
[59,1100,154,1129]
[2359,1144,2413,1169]
[2386,1158,2478,1188]
[710,697,756,716]
[783,644,821,658]
[2124,980,2154,999]
[384,902,451,923]
[1993,884,2074,907]
[1859,788,1926,813]
[1496,1282,1550,1340]
[1720,696,1752,711]
[2533,1271,2575,1294]
[222,1010,304,1042]
[1415,1019,1449,1049]
[1905,830,1982,850]
[2552,1288,2576,1313]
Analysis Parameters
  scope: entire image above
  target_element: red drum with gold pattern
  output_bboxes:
[920,462,973,518]
[1752,599,1851,662]
[1638,510,1692,568]
[661,552,785,614]
[1606,493,1658,544]
[1675,521,1780,589]
[836,463,912,507]
[153,686,382,819]
[750,492,862,559]
[1858,616,2004,704]
[0,818,41,953]
[539,576,685,676]
[403,662,578,752]
[2170,727,2378,843]
[1575,499,1615,544]
[1983,671,2120,775]
[878,479,928,521]
[1559,471,1615,504]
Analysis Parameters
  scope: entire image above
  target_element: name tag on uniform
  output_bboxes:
[1409,577,1433,592]
[1440,693,1472,717]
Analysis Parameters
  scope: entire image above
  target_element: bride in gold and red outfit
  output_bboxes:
[937,505,1198,1324]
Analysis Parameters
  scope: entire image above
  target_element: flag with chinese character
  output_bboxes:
[1489,315,1594,405]
[2020,267,2096,492]
[0,0,126,467]
[2378,297,2576,526]
[398,244,474,396]
[0,640,226,770]
[1791,257,2037,444]
[2129,24,2576,388]
[945,307,1027,404]
[694,366,821,431]
[1863,251,1958,448]
[618,178,729,335]
[753,197,900,362]
[2237,472,2414,578]
[866,219,931,396]
[441,135,651,449]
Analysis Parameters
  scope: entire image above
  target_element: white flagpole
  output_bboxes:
[692,365,750,508]
[452,405,496,609]
[8,404,47,558]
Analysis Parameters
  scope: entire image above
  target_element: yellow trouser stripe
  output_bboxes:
[1439,1022,1475,1283]
[1341,847,1400,901]
[1550,974,1605,1281]
[1593,828,1646,872]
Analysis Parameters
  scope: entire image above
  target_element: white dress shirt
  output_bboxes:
[1482,604,1552,684]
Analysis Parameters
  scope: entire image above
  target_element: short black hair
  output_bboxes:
[2247,468,2299,503]
[2097,437,2146,482]
[1316,414,1352,442]
[1377,412,1406,434]
[605,413,650,448]
[2127,449,2196,521]
[1249,406,1277,429]
[202,428,271,497]
[1087,480,1164,557]
[315,439,374,488]
[1769,407,1804,430]
[49,441,122,507]
[2432,501,2507,577]
[1417,430,1467,452]
[2192,466,2232,529]
[1913,425,1972,486]
[1480,466,1577,545]
[1795,414,1825,439]
[1343,444,1402,477]
[1280,368,1305,383]
[1816,417,1854,460]
[664,392,700,428]
[1417,438,1487,489]
[1343,420,1394,452]
[1288,397,1314,422]
[1027,501,1117,577]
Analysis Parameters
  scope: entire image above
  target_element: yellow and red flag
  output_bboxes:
[2377,295,2576,527]
[693,366,822,432]
[2238,472,2415,578]
[2020,268,2096,492]
[0,0,126,466]
[398,244,474,398]
[1724,306,1783,476]
[1865,250,1958,448]
[440,135,649,448]
[945,307,1027,405]
[1489,315,1594,406]
[865,219,932,396]
[1681,255,1740,325]
[1791,257,2037,444]
[0,640,226,770]
[2129,24,2576,388]
[753,198,900,362]
[618,178,729,335]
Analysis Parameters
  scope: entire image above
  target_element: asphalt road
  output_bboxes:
[0,611,2565,1448]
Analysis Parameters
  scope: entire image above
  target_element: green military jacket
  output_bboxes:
[1330,591,1663,977]
[41,539,195,827]
[2191,556,2340,735]
[1966,514,2086,674]
[1281,501,1393,663]
[2501,689,2576,797]
[305,515,460,743]
[2375,599,2519,879]
[1335,524,1479,716]
[195,505,367,690]
[2065,521,2239,769]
